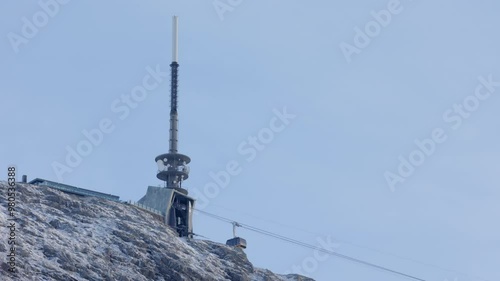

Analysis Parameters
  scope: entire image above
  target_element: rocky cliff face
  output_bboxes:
[0,182,314,281]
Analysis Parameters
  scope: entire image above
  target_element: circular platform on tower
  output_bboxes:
[155,153,191,164]
[155,153,191,182]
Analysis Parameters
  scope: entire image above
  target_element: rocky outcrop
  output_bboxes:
[0,182,314,281]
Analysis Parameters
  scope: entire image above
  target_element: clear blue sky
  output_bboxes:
[1,1,499,280]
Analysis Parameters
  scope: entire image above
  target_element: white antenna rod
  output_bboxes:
[172,16,178,62]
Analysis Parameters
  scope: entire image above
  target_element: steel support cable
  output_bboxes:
[194,208,426,281]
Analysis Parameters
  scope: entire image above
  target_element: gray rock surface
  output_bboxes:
[0,182,315,281]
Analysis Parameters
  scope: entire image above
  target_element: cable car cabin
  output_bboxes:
[226,237,247,249]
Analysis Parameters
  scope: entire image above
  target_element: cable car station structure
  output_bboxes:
[136,17,247,248]
[137,16,195,238]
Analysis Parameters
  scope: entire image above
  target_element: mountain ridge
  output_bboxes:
[0,181,315,281]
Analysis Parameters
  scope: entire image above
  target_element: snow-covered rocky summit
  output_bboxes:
[0,182,314,281]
